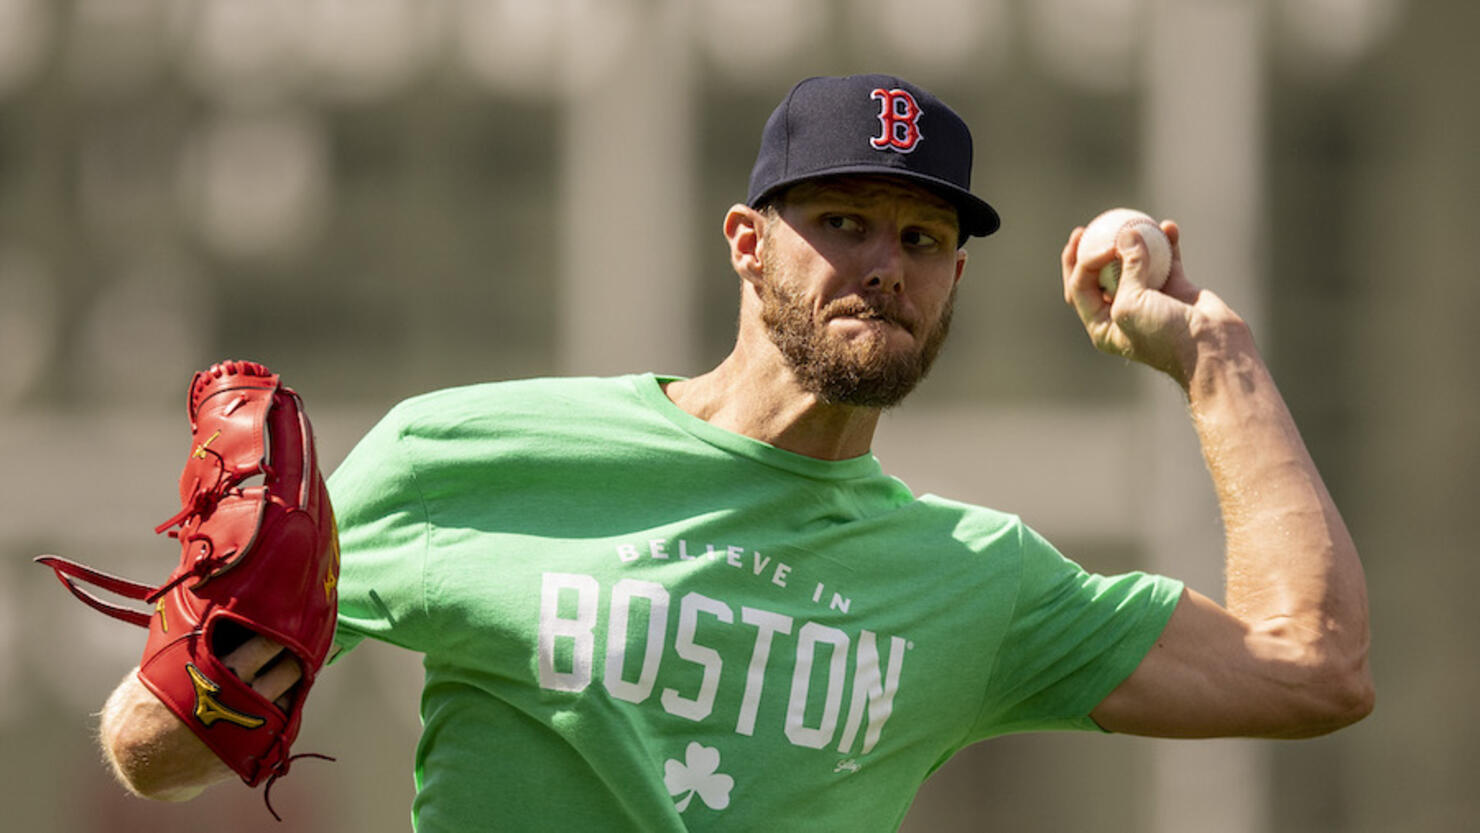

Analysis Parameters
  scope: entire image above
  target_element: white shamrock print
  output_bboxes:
[664,742,734,812]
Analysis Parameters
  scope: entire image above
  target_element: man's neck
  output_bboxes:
[663,344,881,461]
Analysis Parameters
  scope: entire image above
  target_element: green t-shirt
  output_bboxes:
[329,374,1182,832]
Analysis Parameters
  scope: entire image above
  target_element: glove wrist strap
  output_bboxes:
[34,555,154,628]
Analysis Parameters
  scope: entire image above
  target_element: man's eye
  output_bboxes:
[825,215,862,233]
[903,229,940,248]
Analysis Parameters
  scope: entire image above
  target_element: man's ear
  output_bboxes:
[724,204,766,285]
[954,247,968,286]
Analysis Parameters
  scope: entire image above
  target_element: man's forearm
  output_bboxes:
[1187,323,1372,708]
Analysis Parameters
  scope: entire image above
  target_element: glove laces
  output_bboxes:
[262,751,336,822]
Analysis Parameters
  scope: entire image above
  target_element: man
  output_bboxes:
[96,74,1372,830]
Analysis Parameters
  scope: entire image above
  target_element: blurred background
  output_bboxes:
[2,0,1474,831]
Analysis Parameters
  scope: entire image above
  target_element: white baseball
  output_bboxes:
[1076,208,1171,296]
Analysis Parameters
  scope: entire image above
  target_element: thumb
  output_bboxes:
[1115,225,1153,292]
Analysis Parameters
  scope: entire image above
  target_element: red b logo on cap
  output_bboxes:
[870,88,923,153]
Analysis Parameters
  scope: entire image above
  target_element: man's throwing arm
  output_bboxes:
[1063,223,1374,738]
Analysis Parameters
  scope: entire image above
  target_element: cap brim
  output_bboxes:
[749,165,1001,240]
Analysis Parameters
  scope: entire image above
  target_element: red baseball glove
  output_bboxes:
[38,360,338,809]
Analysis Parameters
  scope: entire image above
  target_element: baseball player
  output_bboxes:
[88,74,1372,830]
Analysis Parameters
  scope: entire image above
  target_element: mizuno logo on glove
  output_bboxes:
[187,663,267,730]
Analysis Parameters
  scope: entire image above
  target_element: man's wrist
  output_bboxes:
[1181,317,1261,402]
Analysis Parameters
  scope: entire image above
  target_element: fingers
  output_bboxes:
[1060,227,1083,304]
[1113,226,1151,293]
[1155,219,1201,303]
[1062,226,1117,326]
[222,635,303,707]
[1162,219,1180,250]
[256,654,304,710]
[1060,226,1083,277]
[221,634,283,680]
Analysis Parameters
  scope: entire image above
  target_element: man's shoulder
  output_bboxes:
[385,374,648,431]
[911,493,1018,525]
[903,493,1031,552]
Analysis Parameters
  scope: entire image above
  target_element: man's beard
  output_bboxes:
[759,263,955,409]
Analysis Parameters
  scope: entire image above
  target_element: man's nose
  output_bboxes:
[863,237,905,294]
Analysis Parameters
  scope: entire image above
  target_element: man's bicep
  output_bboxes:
[1091,586,1333,739]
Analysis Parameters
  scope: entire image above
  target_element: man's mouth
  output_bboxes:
[827,304,913,336]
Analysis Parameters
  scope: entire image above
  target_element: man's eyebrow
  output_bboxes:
[794,184,959,227]
[908,202,961,228]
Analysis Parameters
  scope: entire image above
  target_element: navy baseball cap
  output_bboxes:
[747,74,1000,241]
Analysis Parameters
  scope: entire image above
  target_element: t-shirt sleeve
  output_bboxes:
[970,522,1183,739]
[327,405,433,660]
